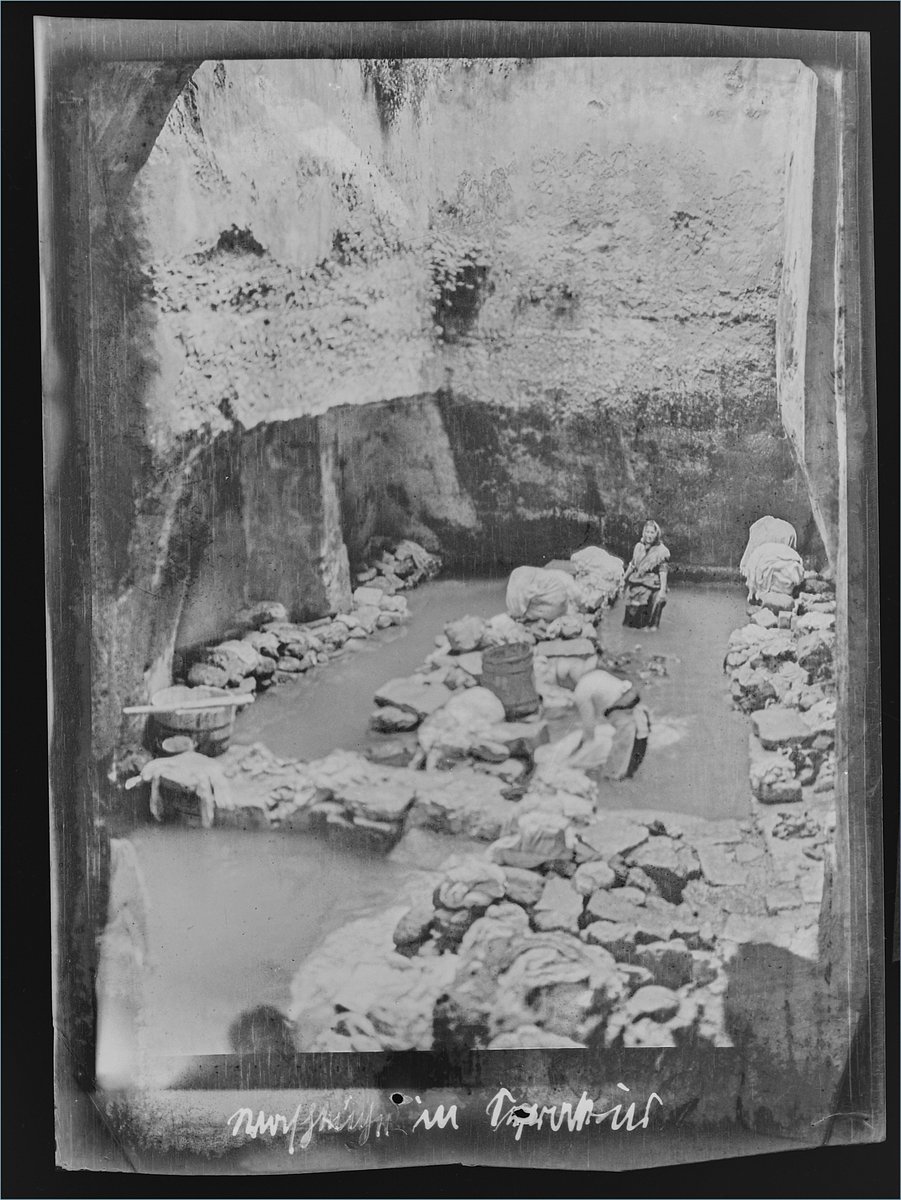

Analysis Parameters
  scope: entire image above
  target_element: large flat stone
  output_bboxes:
[585,892,678,944]
[409,769,514,841]
[339,781,418,823]
[751,706,815,750]
[570,817,649,863]
[374,677,453,718]
[370,705,420,733]
[690,819,746,846]
[696,844,748,887]
[353,586,386,608]
[734,843,765,864]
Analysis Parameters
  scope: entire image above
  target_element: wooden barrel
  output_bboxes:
[149,686,235,757]
[480,643,540,719]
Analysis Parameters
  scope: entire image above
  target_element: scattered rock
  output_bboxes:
[795,630,835,680]
[573,861,617,895]
[731,665,778,712]
[757,590,795,613]
[432,906,479,951]
[544,613,588,640]
[485,719,550,760]
[217,639,263,674]
[434,858,507,911]
[626,985,681,1023]
[367,739,418,768]
[242,630,281,658]
[696,843,747,887]
[475,758,528,783]
[339,780,417,823]
[615,964,654,993]
[319,622,350,648]
[585,890,645,926]
[635,939,693,989]
[277,655,305,673]
[793,611,836,633]
[374,677,453,718]
[470,739,511,763]
[751,632,797,664]
[751,608,779,629]
[625,837,700,903]
[370,706,420,733]
[749,751,803,804]
[488,809,572,869]
[445,615,487,654]
[393,906,434,956]
[353,586,385,609]
[569,817,649,864]
[354,605,382,634]
[691,951,721,986]
[503,867,546,907]
[236,601,288,629]
[187,662,230,689]
[583,921,638,960]
[751,706,815,751]
[410,769,514,841]
[625,866,657,894]
[532,876,584,931]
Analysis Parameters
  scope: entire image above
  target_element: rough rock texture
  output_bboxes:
[86,56,823,756]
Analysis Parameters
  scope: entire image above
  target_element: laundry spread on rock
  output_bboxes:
[112,517,836,1061]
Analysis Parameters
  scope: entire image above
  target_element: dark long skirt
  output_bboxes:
[623,591,666,629]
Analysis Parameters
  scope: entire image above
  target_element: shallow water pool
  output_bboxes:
[113,578,752,1071]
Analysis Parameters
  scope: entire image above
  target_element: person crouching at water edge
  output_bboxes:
[573,669,651,781]
[623,520,670,630]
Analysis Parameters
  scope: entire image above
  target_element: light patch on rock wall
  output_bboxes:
[95,56,822,749]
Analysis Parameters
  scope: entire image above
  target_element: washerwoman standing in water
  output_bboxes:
[622,520,670,630]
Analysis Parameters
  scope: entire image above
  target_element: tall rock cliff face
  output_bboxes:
[90,56,819,755]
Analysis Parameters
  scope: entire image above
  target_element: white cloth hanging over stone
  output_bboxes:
[125,751,234,829]
[739,516,798,578]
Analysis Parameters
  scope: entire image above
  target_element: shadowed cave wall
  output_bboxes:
[84,56,820,760]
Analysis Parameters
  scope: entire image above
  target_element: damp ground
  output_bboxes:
[123,579,751,1067]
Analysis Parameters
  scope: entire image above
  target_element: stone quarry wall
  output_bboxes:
[91,56,821,755]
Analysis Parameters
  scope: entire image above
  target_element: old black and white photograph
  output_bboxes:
[34,14,888,1184]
